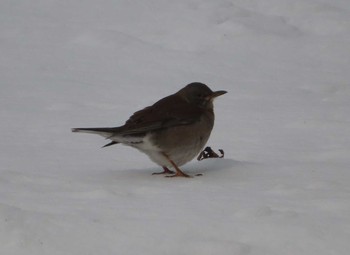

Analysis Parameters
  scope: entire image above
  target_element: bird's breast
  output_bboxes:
[150,113,214,166]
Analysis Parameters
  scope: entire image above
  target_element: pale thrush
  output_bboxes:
[72,82,227,177]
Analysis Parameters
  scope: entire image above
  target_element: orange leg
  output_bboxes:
[152,167,175,175]
[162,153,192,178]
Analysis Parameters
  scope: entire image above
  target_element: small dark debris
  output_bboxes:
[197,146,224,161]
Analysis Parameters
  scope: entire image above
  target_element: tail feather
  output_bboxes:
[71,127,119,138]
[102,141,119,148]
[72,127,147,148]
[72,127,121,148]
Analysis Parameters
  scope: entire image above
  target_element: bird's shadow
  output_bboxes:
[101,158,247,180]
[188,158,247,175]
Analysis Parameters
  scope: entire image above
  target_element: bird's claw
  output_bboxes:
[152,167,175,175]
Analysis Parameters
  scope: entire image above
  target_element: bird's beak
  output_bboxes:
[207,90,227,100]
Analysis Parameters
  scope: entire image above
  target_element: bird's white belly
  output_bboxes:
[117,134,172,167]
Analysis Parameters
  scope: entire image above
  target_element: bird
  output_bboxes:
[72,82,227,177]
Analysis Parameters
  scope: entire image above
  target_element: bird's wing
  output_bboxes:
[72,95,203,138]
[118,94,202,135]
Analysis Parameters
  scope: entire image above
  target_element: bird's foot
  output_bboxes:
[161,153,192,178]
[152,167,175,175]
[165,170,193,178]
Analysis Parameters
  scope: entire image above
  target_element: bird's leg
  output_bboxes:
[152,167,175,175]
[162,153,192,178]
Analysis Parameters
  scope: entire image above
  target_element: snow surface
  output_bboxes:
[1,0,350,254]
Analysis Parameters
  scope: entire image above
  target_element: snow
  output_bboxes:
[1,0,350,254]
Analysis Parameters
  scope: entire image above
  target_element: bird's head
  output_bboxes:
[177,82,227,109]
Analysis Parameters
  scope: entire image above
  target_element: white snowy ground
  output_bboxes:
[1,0,350,254]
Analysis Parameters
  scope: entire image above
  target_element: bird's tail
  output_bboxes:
[72,127,121,147]
[71,127,117,138]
